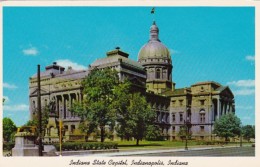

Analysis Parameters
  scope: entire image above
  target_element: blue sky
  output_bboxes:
[3,7,255,126]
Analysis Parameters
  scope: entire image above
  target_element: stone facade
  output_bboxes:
[29,21,235,141]
[163,82,235,140]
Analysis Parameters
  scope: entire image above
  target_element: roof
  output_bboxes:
[191,81,221,87]
[162,88,189,96]
[31,69,88,80]
[213,86,234,97]
[30,62,88,79]
[91,54,144,70]
[138,21,171,60]
[215,86,228,92]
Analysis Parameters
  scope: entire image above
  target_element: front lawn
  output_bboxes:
[113,140,248,150]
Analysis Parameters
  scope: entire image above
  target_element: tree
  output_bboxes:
[72,68,126,142]
[177,125,192,141]
[113,80,132,140]
[3,117,17,142]
[145,124,162,141]
[242,125,255,142]
[72,100,97,140]
[126,93,155,145]
[177,126,186,141]
[213,113,241,142]
[25,104,50,136]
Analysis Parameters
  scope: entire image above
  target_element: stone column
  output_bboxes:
[79,93,82,103]
[72,94,75,117]
[75,92,78,101]
[63,95,66,119]
[225,101,227,114]
[68,93,71,118]
[217,97,221,119]
[60,95,64,119]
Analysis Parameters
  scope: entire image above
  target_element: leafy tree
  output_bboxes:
[177,125,192,141]
[213,113,241,142]
[72,68,125,142]
[26,104,50,136]
[242,125,255,142]
[177,126,186,141]
[113,80,132,140]
[145,124,162,141]
[126,93,155,145]
[71,101,97,140]
[3,117,17,142]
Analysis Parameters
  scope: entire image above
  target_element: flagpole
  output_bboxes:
[151,7,155,22]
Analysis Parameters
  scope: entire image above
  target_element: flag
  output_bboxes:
[151,7,155,14]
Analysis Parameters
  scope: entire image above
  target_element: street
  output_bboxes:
[115,146,255,157]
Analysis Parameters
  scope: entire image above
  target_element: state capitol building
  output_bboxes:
[29,20,235,142]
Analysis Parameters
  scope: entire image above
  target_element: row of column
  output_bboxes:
[216,97,233,119]
[53,92,82,119]
[157,111,170,124]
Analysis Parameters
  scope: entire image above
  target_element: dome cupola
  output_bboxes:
[137,21,174,94]
[138,21,171,61]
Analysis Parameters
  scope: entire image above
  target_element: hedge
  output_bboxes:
[3,142,15,151]
[53,142,118,151]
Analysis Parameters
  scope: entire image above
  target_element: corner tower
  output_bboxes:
[138,21,175,94]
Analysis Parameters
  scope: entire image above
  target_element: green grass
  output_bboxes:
[111,140,251,151]
[113,140,199,150]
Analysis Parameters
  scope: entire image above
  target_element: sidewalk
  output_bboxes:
[61,144,250,157]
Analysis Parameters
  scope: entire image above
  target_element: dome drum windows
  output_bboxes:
[156,68,161,79]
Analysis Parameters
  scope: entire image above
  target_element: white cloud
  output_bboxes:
[236,106,254,110]
[3,83,18,89]
[233,88,255,96]
[169,48,180,55]
[56,59,86,70]
[245,55,255,61]
[22,47,39,56]
[3,104,29,111]
[242,116,251,120]
[227,79,255,87]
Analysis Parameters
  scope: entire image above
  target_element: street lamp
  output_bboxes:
[184,116,191,150]
[37,64,43,156]
[240,125,243,147]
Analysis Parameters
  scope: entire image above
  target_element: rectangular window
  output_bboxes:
[200,100,205,106]
[172,114,176,122]
[200,126,205,132]
[172,100,176,106]
[179,100,183,106]
[172,126,176,132]
[180,113,183,122]
[200,113,205,123]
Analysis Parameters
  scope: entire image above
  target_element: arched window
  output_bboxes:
[156,68,161,79]
[200,109,206,123]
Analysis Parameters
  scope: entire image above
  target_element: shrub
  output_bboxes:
[3,142,15,151]
[53,142,118,151]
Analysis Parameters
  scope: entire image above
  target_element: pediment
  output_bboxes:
[30,88,49,96]
[218,86,234,98]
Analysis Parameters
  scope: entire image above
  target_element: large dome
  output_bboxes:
[138,21,171,61]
